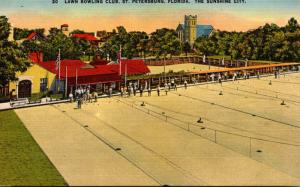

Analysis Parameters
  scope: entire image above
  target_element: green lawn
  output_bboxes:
[249,60,281,64]
[29,93,64,102]
[0,110,67,186]
[207,55,232,60]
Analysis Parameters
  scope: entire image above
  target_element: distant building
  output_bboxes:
[176,15,214,46]
[25,32,45,44]
[61,24,69,36]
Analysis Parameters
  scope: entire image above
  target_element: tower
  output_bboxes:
[184,15,197,46]
[61,24,69,36]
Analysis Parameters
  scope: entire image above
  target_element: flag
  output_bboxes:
[55,49,61,71]
[56,49,61,92]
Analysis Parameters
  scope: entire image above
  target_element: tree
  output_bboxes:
[194,18,300,62]
[0,16,10,40]
[21,40,41,53]
[13,28,30,40]
[149,28,181,58]
[40,29,80,61]
[286,17,299,32]
[99,27,149,60]
[0,16,30,86]
[70,29,85,35]
[13,28,45,40]
[183,41,191,56]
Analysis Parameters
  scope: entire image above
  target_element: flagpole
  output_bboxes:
[119,45,122,76]
[76,68,78,90]
[125,63,127,88]
[58,49,61,92]
[65,66,68,98]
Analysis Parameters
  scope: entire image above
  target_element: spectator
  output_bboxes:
[109,86,112,98]
[139,86,143,97]
[148,86,151,96]
[69,92,73,103]
[164,83,168,96]
[157,85,160,96]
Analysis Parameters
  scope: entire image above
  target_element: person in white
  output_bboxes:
[210,73,215,82]
[164,83,168,95]
[184,80,188,89]
[233,73,237,81]
[69,92,73,102]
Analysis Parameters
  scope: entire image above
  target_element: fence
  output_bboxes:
[144,56,268,68]
[115,98,300,178]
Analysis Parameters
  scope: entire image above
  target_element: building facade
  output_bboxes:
[9,62,56,99]
[176,15,214,46]
[61,24,69,36]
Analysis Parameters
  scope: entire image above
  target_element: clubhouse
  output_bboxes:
[8,52,150,99]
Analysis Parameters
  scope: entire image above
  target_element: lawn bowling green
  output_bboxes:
[15,72,300,186]
[148,63,221,74]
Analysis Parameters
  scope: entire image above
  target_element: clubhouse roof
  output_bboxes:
[29,52,150,85]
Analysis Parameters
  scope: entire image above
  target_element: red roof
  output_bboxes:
[61,24,69,27]
[72,33,98,41]
[96,59,150,76]
[38,60,116,77]
[38,60,121,84]
[27,32,38,40]
[29,52,39,63]
[90,59,109,66]
[28,53,149,85]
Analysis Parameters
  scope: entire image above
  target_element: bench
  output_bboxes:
[10,98,29,107]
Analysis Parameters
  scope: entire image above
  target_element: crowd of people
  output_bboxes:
[69,86,99,109]
[70,69,285,109]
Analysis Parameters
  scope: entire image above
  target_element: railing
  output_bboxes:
[144,56,260,68]
[115,98,300,168]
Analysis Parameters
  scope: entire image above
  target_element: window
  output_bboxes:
[40,78,48,92]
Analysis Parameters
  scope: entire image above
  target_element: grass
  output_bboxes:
[29,93,64,102]
[50,93,64,100]
[249,60,281,64]
[0,110,67,186]
[29,93,44,102]
[207,55,232,60]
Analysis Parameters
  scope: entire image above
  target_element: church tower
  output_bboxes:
[184,15,197,46]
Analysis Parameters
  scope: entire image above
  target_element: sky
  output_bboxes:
[1,0,300,33]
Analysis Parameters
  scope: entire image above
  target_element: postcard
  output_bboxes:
[0,0,300,186]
